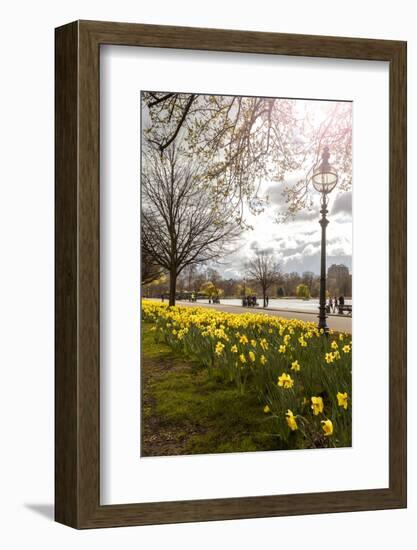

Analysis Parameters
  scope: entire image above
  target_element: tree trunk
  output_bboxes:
[169,268,177,306]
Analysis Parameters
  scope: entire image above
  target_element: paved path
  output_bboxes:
[175,300,352,333]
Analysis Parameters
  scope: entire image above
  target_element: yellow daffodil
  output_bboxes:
[291,360,301,371]
[249,351,256,362]
[215,341,225,356]
[263,405,270,413]
[278,344,286,354]
[298,336,307,347]
[260,354,267,365]
[239,335,248,345]
[286,409,298,431]
[321,419,333,436]
[311,396,324,415]
[342,344,351,353]
[214,328,227,340]
[331,340,338,350]
[325,352,334,364]
[278,373,294,389]
[230,344,238,353]
[250,339,257,348]
[239,353,246,364]
[260,338,269,350]
[337,391,348,409]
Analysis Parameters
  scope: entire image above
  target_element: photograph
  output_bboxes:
[140,91,352,457]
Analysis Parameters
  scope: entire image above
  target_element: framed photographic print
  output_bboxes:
[55,20,407,528]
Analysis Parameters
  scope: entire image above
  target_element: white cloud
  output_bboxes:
[331,191,352,216]
[209,173,351,277]
[302,243,321,256]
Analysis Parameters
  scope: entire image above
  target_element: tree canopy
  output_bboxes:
[142,92,352,221]
[296,283,311,300]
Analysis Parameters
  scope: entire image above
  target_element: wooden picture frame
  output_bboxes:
[55,20,407,529]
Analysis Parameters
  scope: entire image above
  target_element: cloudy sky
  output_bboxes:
[213,180,352,278]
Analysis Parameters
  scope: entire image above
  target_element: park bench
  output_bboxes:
[338,304,352,316]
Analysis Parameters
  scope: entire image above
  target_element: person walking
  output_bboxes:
[333,296,338,314]
[265,295,269,307]
[328,296,333,314]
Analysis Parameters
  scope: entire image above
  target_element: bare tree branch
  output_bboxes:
[142,92,352,219]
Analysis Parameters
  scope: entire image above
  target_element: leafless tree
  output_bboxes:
[141,146,242,306]
[245,250,281,307]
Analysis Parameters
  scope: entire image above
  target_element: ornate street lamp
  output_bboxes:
[311,146,338,333]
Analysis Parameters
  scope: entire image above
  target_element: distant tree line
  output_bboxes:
[144,263,352,300]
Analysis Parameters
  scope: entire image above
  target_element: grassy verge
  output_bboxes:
[141,322,291,456]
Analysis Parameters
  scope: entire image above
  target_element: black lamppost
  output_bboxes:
[311,146,338,333]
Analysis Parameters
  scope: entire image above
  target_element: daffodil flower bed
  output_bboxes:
[142,300,352,449]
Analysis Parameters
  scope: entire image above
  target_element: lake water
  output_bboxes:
[193,297,352,312]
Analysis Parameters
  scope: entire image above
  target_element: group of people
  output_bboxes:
[242,295,258,307]
[327,295,345,313]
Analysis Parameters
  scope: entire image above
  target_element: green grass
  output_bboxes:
[141,323,291,455]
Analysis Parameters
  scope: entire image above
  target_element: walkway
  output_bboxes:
[175,300,352,333]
